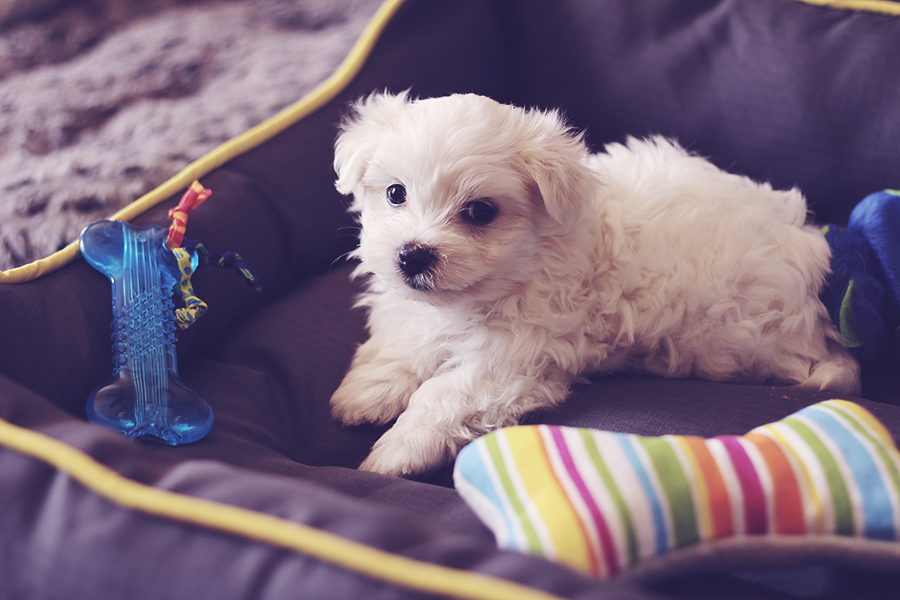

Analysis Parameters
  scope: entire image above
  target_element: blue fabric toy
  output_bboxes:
[821,189,900,363]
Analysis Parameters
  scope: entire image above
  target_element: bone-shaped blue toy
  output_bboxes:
[80,219,213,445]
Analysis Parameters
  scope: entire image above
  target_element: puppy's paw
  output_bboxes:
[330,360,420,426]
[800,349,862,397]
[357,420,454,477]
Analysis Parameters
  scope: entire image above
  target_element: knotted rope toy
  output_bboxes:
[166,180,211,250]
[80,181,260,445]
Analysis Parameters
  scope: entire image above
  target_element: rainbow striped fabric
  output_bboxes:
[454,400,900,579]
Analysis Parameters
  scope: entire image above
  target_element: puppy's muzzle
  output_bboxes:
[398,242,437,290]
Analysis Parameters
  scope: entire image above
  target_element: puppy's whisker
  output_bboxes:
[330,250,358,270]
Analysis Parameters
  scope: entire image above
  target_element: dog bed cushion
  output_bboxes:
[3,0,900,598]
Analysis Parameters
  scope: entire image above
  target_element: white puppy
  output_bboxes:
[330,91,860,477]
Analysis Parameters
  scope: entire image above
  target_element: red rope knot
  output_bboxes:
[166,180,211,249]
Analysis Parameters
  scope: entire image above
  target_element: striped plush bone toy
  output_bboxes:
[454,400,900,580]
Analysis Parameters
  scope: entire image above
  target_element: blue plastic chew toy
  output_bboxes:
[80,219,214,445]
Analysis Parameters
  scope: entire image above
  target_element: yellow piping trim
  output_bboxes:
[0,0,408,285]
[791,0,900,15]
[0,416,565,600]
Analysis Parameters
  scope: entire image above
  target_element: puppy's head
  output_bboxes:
[334,92,596,304]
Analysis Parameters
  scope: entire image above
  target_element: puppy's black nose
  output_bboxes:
[398,242,436,277]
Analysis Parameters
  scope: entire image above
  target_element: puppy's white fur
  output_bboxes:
[331,92,860,477]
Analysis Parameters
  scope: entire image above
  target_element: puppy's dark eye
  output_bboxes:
[387,183,407,206]
[461,199,498,225]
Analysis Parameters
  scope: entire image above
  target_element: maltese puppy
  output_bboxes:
[330,91,860,477]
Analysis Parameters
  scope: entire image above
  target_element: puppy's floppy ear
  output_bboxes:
[520,109,597,230]
[334,91,411,199]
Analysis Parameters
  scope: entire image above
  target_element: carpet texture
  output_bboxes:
[0,0,380,270]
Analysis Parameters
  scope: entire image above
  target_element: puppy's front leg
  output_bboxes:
[359,365,569,477]
[330,331,431,426]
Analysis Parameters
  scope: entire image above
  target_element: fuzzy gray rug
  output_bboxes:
[0,0,381,270]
